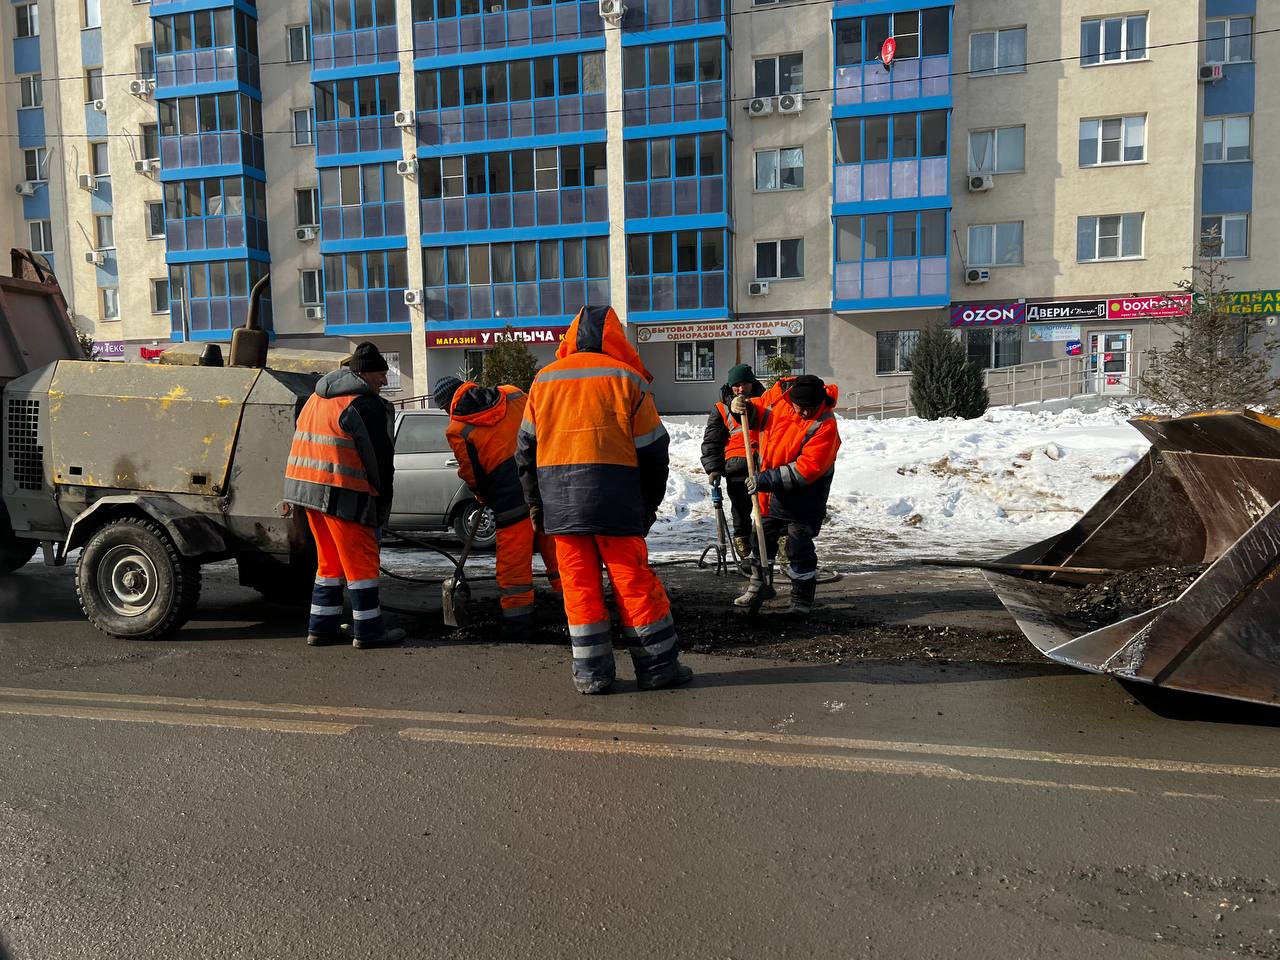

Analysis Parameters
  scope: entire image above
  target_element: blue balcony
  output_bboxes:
[322,250,412,331]
[413,0,601,59]
[832,110,949,208]
[169,258,272,339]
[621,0,724,35]
[625,228,727,319]
[832,6,952,115]
[622,39,726,130]
[832,210,949,310]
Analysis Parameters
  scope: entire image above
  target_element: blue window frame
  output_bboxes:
[414,52,606,147]
[319,162,407,240]
[163,176,268,252]
[310,0,399,69]
[158,93,265,171]
[423,237,609,321]
[410,0,601,58]
[834,210,948,303]
[833,8,951,107]
[420,144,608,233]
[621,0,723,32]
[314,75,401,157]
[153,8,260,89]
[623,39,724,127]
[169,259,271,336]
[626,229,725,313]
[323,250,411,326]
[833,110,949,204]
[623,133,724,219]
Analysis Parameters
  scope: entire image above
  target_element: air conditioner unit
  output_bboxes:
[14,181,36,197]
[128,78,155,98]
[85,250,107,266]
[91,98,106,112]
[403,288,424,306]
[598,0,625,22]
[968,174,995,193]
[1199,64,1224,83]
[78,174,98,192]
[295,226,319,242]
[747,280,770,297]
[393,109,416,129]
[965,268,990,285]
[134,158,158,175]
[776,93,804,114]
[747,97,774,118]
[396,158,417,177]
[304,305,325,321]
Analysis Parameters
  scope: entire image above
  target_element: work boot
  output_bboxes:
[788,579,816,618]
[574,676,614,695]
[306,628,350,647]
[637,662,694,691]
[353,627,406,649]
[734,574,776,607]
[732,536,750,559]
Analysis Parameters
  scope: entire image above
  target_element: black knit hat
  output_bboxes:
[726,363,755,387]
[787,374,826,407]
[432,376,464,411]
[344,341,389,374]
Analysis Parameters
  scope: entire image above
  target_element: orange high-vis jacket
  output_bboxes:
[516,305,669,536]
[744,380,841,528]
[286,394,378,496]
[445,382,530,528]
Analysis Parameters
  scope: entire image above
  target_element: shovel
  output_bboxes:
[739,407,773,617]
[442,507,484,627]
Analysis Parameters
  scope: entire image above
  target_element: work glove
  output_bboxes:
[644,509,657,534]
[707,471,723,486]
[745,476,758,496]
[529,503,544,534]
[730,395,749,417]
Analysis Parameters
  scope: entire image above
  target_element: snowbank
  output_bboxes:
[651,406,1150,561]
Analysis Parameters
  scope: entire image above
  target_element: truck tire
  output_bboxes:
[75,517,202,640]
[452,502,497,551]
[0,507,35,574]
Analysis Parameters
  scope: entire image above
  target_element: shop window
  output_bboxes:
[875,329,919,374]
[966,328,1022,370]
[755,337,805,377]
[675,341,715,382]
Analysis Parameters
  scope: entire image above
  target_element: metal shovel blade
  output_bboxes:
[441,576,472,628]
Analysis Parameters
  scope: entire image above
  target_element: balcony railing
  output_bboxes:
[834,55,949,107]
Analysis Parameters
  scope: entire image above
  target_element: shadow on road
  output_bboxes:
[1122,681,1280,728]
[681,660,1076,690]
[0,931,13,960]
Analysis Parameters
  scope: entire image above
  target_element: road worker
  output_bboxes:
[433,375,562,632]
[515,305,692,695]
[284,342,404,649]
[730,373,841,616]
[700,363,765,563]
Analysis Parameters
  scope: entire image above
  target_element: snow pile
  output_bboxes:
[651,406,1150,562]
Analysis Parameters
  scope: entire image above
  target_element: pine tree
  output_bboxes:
[909,321,989,420]
[1140,258,1280,414]
[763,351,795,386]
[477,327,541,392]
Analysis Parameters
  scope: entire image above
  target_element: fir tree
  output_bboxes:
[763,351,796,387]
[1140,257,1280,414]
[477,327,541,392]
[909,321,989,420]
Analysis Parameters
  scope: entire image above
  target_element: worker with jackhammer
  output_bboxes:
[730,374,841,616]
[700,363,765,564]
[516,304,693,695]
[433,375,562,633]
[284,342,405,649]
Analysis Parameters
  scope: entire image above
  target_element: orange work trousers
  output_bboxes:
[496,517,562,623]
[305,509,384,641]
[553,534,678,684]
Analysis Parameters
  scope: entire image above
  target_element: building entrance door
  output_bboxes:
[1088,329,1132,394]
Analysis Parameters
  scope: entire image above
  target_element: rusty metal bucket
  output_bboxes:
[985,411,1280,707]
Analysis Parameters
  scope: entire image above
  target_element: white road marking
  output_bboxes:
[0,701,358,736]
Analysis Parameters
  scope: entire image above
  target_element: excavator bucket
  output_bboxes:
[985,411,1280,707]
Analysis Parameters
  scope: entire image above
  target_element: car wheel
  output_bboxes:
[75,517,202,639]
[453,502,497,551]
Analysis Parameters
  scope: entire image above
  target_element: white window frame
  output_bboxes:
[1078,213,1145,263]
[752,54,804,97]
[1203,115,1251,163]
[146,201,166,239]
[136,44,156,80]
[295,187,320,227]
[28,220,53,254]
[85,67,104,104]
[101,287,120,322]
[969,27,1026,76]
[384,352,403,393]
[675,340,716,382]
[291,108,314,146]
[1081,14,1147,66]
[286,24,312,64]
[1079,115,1146,166]
[151,278,170,314]
[19,74,42,109]
[22,147,48,183]
[89,141,109,177]
[16,3,39,39]
[94,214,115,250]
[83,0,101,29]
[1205,17,1252,65]
[534,148,558,192]
[755,336,805,377]
[875,329,918,375]
[967,222,1024,267]
[754,147,804,191]
[1201,214,1249,260]
[968,125,1025,174]
[300,268,323,306]
[754,238,804,280]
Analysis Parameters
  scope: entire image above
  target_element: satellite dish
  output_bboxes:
[881,37,897,69]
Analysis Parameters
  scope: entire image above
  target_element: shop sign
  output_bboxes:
[1105,294,1192,321]
[140,346,167,360]
[1221,290,1280,315]
[949,301,1025,327]
[1066,340,1084,356]
[633,318,804,344]
[1026,299,1106,323]
[1027,323,1080,343]
[93,340,125,360]
[426,325,569,348]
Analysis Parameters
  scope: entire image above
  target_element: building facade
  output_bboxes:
[0,0,1274,410]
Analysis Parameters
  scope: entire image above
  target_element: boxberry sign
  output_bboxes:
[949,301,1026,327]
[1105,294,1192,321]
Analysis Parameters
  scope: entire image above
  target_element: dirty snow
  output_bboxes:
[651,405,1150,563]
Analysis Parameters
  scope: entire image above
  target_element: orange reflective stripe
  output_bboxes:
[286,394,377,494]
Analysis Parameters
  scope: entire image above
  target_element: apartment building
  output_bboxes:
[0,0,1273,408]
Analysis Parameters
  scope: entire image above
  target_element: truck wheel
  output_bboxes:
[75,517,202,640]
[453,502,497,551]
[0,508,35,574]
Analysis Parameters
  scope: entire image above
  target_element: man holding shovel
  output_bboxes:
[730,374,841,616]
[700,363,765,564]
[434,376,562,633]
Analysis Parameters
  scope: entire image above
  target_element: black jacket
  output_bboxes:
[700,378,765,475]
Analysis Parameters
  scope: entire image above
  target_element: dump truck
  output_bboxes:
[986,410,1280,708]
[0,249,318,639]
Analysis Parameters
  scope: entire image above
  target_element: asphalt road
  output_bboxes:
[2,562,1279,959]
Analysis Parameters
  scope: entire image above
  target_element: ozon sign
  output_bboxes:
[949,301,1026,327]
